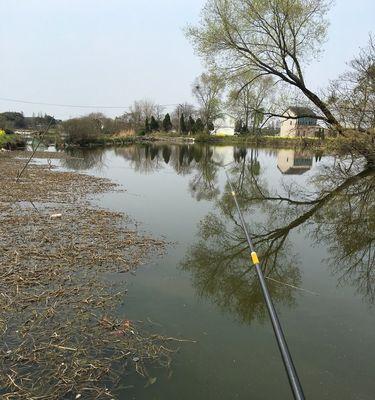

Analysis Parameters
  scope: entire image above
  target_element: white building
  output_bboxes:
[280,107,323,138]
[212,113,236,136]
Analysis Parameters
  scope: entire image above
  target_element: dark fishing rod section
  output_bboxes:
[224,170,305,400]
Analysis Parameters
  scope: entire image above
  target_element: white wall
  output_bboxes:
[212,114,236,136]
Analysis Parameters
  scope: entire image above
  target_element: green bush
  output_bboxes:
[0,134,26,149]
[62,117,102,145]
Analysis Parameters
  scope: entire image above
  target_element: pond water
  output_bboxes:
[57,143,374,399]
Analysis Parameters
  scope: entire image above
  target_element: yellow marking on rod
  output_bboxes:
[251,251,260,265]
[231,191,236,196]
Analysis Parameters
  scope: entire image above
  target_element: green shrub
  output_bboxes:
[62,117,102,145]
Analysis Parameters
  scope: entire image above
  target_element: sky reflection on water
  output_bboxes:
[59,143,374,400]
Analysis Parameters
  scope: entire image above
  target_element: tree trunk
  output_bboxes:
[298,84,343,133]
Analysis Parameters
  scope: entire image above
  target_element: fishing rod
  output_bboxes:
[224,169,305,400]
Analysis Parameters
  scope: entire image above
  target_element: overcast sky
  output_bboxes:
[0,0,374,119]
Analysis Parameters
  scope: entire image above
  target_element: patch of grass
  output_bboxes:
[0,133,27,149]
[0,134,16,148]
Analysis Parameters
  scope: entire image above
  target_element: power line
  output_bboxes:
[0,97,181,110]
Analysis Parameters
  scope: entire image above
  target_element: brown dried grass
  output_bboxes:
[0,153,178,399]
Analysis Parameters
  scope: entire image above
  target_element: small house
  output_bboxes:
[280,107,323,138]
[212,113,236,136]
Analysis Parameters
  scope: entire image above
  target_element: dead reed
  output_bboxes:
[0,153,176,399]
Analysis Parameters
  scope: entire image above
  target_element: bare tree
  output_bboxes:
[192,72,225,128]
[171,103,197,128]
[227,73,274,133]
[154,104,166,122]
[127,99,158,129]
[186,0,343,131]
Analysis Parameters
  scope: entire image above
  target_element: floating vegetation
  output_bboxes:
[0,153,175,399]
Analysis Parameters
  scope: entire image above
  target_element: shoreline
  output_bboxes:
[11,130,373,162]
[57,133,346,154]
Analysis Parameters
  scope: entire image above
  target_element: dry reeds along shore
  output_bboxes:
[0,152,182,399]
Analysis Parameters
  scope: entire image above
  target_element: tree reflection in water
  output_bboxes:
[310,160,375,302]
[182,148,300,324]
[62,144,374,310]
[113,144,220,200]
[62,147,108,171]
[182,148,375,324]
[188,146,220,201]
[248,155,375,303]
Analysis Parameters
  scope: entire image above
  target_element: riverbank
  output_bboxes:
[0,152,176,399]
[59,132,323,148]
[58,132,357,155]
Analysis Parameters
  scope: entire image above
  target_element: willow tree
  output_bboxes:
[186,0,342,131]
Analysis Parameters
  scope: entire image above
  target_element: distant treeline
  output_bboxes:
[0,109,280,146]
[59,98,231,145]
[0,112,60,132]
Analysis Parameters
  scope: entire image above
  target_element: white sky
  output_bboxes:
[0,0,374,119]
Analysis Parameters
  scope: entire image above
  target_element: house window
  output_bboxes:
[290,121,292,125]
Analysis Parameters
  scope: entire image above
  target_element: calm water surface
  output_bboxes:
[58,144,374,400]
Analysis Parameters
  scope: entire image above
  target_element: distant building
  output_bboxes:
[280,107,324,138]
[212,113,236,136]
[277,150,313,175]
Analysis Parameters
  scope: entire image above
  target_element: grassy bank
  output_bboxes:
[0,134,27,150]
[49,129,373,160]
[62,132,340,152]
[59,133,193,149]
[194,133,326,147]
[130,132,374,157]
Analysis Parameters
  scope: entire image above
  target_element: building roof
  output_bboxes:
[285,107,317,118]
